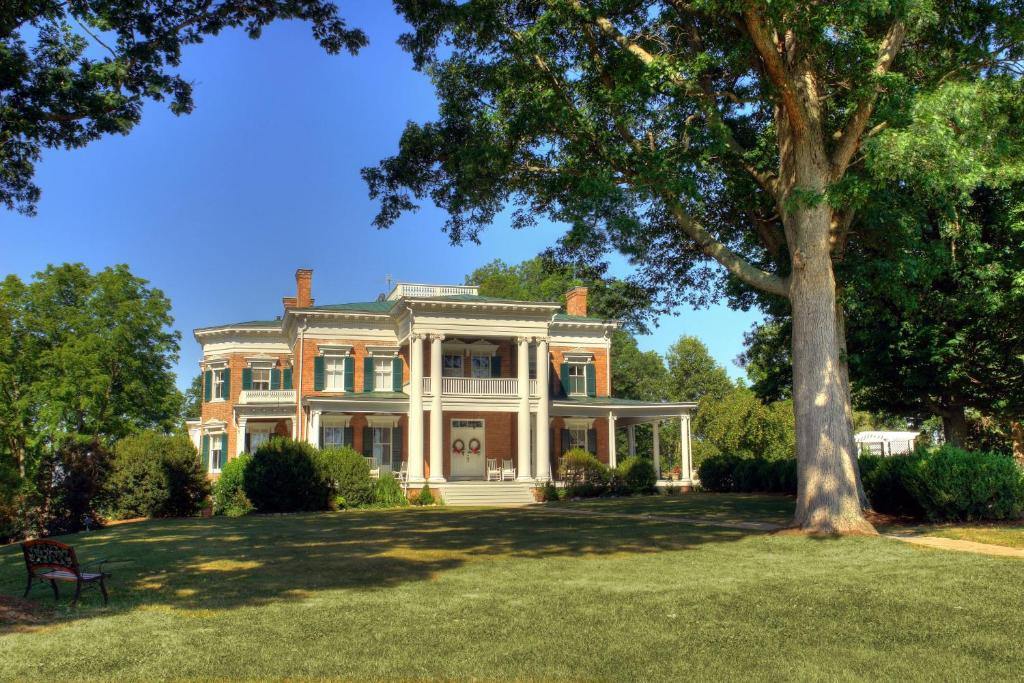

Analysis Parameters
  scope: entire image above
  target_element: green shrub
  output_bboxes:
[316,447,374,508]
[859,454,924,518]
[536,481,559,502]
[213,454,253,516]
[412,484,435,506]
[243,438,328,513]
[616,456,657,494]
[39,437,113,533]
[373,473,409,508]
[697,454,797,494]
[559,448,610,497]
[908,446,1024,522]
[104,431,210,519]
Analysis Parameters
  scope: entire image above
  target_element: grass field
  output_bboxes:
[2,496,1023,681]
[895,523,1024,549]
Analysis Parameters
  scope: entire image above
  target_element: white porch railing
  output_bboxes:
[388,283,479,299]
[529,379,538,396]
[238,390,297,405]
[421,377,543,397]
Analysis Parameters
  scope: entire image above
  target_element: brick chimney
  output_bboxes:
[295,269,314,308]
[565,286,588,317]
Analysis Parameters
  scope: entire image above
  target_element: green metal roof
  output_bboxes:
[555,396,683,406]
[552,312,607,323]
[310,300,397,313]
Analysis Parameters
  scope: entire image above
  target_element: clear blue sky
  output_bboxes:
[0,4,759,391]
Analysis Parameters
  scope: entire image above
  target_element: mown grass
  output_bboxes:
[1,500,1022,681]
[897,523,1024,549]
[550,491,795,525]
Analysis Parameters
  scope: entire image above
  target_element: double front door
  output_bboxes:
[450,419,486,479]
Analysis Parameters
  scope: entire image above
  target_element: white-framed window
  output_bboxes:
[568,363,587,396]
[323,425,348,448]
[325,356,346,391]
[452,419,484,429]
[568,427,589,451]
[443,353,463,377]
[372,427,393,467]
[213,370,226,400]
[248,428,271,453]
[471,354,491,378]
[251,367,271,391]
[374,357,393,391]
[210,435,224,473]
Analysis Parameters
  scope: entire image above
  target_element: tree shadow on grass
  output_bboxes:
[0,507,764,628]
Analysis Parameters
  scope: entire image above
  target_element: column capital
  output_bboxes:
[430,332,446,342]
[410,332,427,342]
[516,336,532,344]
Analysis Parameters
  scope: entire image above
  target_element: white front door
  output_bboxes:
[450,419,485,479]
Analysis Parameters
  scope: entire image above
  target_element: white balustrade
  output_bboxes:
[387,283,479,299]
[238,390,296,405]
[422,376,520,396]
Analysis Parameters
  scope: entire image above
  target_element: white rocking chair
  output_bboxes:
[394,461,408,485]
[486,458,501,481]
[501,459,516,481]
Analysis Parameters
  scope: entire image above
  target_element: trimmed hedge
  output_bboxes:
[243,438,329,512]
[862,446,1024,522]
[213,454,253,516]
[316,447,374,509]
[697,454,797,494]
[616,456,657,494]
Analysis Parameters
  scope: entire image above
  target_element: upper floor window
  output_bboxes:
[374,357,394,391]
[568,363,587,396]
[325,357,346,391]
[213,369,226,400]
[443,354,463,377]
[471,354,491,378]
[251,367,270,391]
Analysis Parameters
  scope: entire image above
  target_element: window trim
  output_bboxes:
[442,353,464,377]
[208,431,226,473]
[324,356,347,392]
[212,369,227,401]
[567,362,587,397]
[471,353,491,378]
[373,356,394,392]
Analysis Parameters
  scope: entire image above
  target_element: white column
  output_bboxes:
[627,424,636,458]
[236,417,248,456]
[680,413,693,484]
[516,337,532,480]
[652,420,661,478]
[608,411,617,469]
[534,338,551,481]
[307,410,321,447]
[408,334,426,483]
[428,334,446,483]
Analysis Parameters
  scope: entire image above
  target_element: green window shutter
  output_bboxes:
[220,433,229,468]
[241,368,253,391]
[283,368,293,390]
[560,429,570,455]
[491,356,502,378]
[587,429,598,456]
[221,369,230,398]
[392,357,403,392]
[201,435,210,471]
[313,356,325,391]
[364,357,375,392]
[343,426,354,448]
[343,357,355,392]
[204,371,212,402]
[560,363,571,397]
[270,368,281,390]
[391,427,403,467]
[362,427,374,457]
[585,364,597,397]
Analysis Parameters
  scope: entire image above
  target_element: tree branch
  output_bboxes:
[830,21,906,180]
[742,8,808,137]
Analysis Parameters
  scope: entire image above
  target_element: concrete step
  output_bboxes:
[438,483,537,506]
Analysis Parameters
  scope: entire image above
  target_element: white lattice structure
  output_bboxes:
[855,431,920,456]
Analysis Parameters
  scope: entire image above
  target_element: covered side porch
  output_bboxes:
[551,398,697,486]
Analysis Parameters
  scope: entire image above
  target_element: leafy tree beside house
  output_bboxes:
[366,2,1023,532]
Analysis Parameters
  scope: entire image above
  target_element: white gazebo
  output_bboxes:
[854,431,920,456]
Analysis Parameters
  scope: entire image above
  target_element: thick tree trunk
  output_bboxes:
[1012,421,1024,467]
[942,406,969,447]
[789,207,875,534]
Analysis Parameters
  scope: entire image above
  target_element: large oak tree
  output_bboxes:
[365,1,1023,532]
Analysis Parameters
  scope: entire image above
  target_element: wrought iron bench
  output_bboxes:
[22,539,110,606]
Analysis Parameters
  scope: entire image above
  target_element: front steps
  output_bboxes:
[437,481,537,506]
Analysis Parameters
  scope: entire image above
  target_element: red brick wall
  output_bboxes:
[549,346,610,397]
[550,416,611,466]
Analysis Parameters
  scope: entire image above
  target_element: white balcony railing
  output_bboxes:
[387,283,479,300]
[421,377,543,397]
[238,390,297,405]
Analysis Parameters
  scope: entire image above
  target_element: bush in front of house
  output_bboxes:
[104,431,210,519]
[316,447,374,509]
[861,446,1024,522]
[696,454,797,495]
[559,448,610,497]
[412,483,436,506]
[372,472,409,508]
[213,453,254,516]
[243,438,329,512]
[615,456,657,494]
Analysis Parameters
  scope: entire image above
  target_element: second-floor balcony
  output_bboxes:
[238,389,297,405]
[422,377,540,397]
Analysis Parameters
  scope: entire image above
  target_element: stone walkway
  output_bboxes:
[884,533,1024,559]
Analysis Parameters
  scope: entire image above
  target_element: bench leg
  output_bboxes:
[99,578,109,605]
[72,581,82,607]
[50,580,59,601]
[23,575,32,598]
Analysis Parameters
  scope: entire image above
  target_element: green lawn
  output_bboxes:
[893,524,1024,550]
[2,499,1023,681]
[551,491,795,525]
